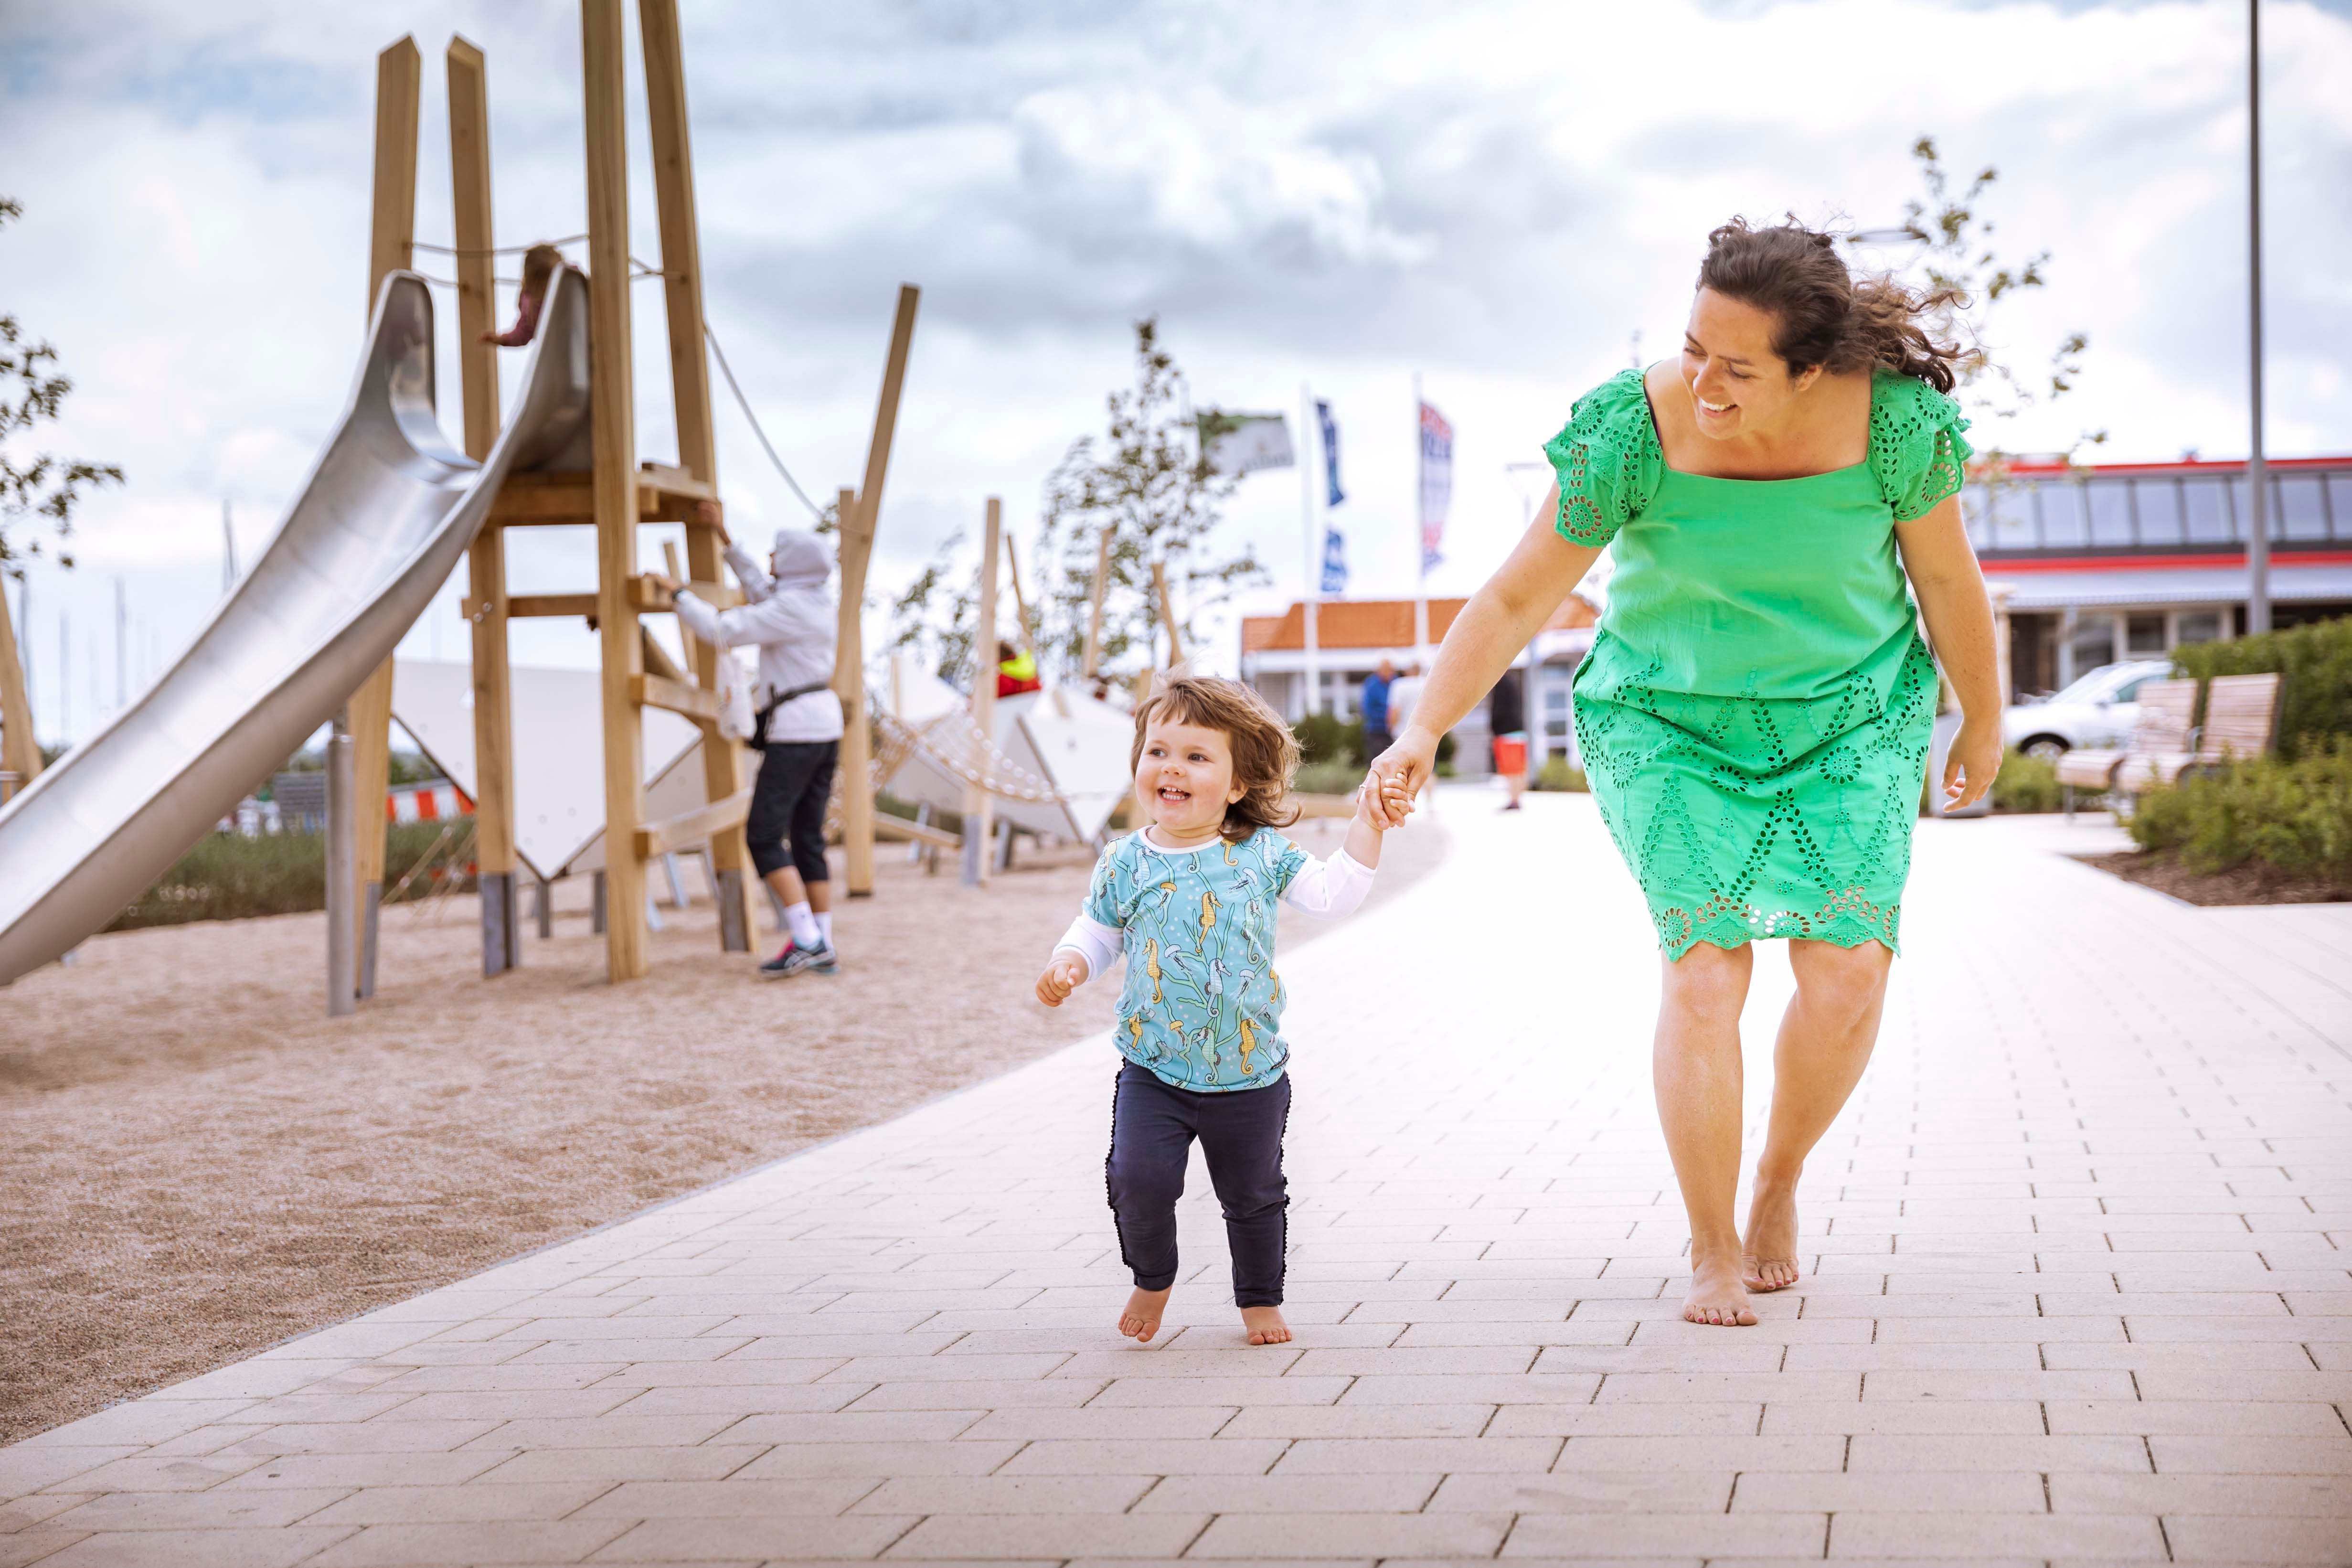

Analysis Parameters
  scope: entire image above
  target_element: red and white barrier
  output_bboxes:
[386,781,473,823]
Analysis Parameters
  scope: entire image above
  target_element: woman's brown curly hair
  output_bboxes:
[1698,215,1968,393]
[1129,675,1301,845]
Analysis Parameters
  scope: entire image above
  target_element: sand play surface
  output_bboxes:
[0,814,1445,1442]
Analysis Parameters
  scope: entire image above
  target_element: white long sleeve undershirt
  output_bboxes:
[1050,845,1376,985]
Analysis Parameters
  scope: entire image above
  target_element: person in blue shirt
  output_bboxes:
[1359,657,1397,759]
[1037,676,1407,1346]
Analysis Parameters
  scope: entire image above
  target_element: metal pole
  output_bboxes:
[2246,0,2271,635]
[325,707,357,1017]
[1300,384,1320,719]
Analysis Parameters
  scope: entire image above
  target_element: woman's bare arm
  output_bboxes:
[1894,491,2003,808]
[1363,486,1601,826]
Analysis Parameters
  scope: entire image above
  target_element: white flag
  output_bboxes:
[1198,412,1294,477]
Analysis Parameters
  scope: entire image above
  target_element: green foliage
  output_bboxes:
[1290,759,1364,797]
[1988,747,2092,814]
[1032,319,1267,679]
[105,823,471,931]
[1533,757,1588,792]
[1853,138,2103,467]
[1,198,123,582]
[1292,711,1366,770]
[2129,741,2352,883]
[2169,616,2352,760]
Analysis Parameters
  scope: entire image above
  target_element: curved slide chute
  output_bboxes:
[0,266,591,985]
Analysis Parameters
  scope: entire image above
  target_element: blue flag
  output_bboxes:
[1315,400,1344,509]
[1320,526,1348,594]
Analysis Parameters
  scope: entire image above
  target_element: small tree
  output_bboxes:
[1032,318,1266,677]
[886,530,978,688]
[1,198,122,583]
[1855,138,2105,468]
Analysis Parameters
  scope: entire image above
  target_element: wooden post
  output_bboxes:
[963,499,1000,887]
[1153,558,1183,666]
[1081,526,1111,679]
[447,35,518,978]
[0,576,39,795]
[840,284,919,895]
[584,0,647,981]
[1005,535,1035,656]
[835,486,879,896]
[347,34,421,1000]
[639,0,750,952]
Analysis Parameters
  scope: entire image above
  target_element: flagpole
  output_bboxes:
[1412,373,1428,665]
[1301,383,1320,719]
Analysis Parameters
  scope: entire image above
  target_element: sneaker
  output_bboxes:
[758,940,839,980]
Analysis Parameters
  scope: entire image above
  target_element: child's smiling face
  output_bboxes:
[1135,715,1246,841]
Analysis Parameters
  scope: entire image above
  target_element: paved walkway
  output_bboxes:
[4,793,2350,1567]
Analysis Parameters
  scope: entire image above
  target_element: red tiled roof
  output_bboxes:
[1241,595,1593,654]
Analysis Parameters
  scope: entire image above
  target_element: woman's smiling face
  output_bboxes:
[1681,287,1820,440]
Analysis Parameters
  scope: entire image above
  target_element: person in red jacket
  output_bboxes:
[995,640,1042,698]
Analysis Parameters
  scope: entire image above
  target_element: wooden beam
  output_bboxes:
[965,498,1000,887]
[1082,525,1111,679]
[1154,558,1183,665]
[640,624,685,683]
[634,786,751,861]
[447,34,517,979]
[630,671,721,724]
[347,33,421,998]
[872,811,959,851]
[1005,534,1035,656]
[0,577,40,791]
[487,469,717,526]
[584,0,647,981]
[835,485,877,897]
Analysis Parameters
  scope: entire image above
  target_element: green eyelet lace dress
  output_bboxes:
[1548,367,1971,962]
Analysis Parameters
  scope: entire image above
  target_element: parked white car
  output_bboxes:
[2001,659,2175,761]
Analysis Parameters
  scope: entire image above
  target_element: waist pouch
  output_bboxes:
[749,681,835,751]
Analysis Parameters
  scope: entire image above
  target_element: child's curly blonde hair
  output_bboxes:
[1129,675,1301,845]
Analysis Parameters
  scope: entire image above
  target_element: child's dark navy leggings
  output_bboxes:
[1104,1062,1291,1307]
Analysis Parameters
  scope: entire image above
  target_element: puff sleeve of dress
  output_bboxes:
[1543,369,1665,549]
[1868,374,1975,523]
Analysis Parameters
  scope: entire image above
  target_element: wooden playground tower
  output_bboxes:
[345,2,916,991]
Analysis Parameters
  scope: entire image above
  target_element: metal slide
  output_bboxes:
[0,266,592,985]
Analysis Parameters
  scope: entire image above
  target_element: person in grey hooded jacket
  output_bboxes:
[659,522,845,978]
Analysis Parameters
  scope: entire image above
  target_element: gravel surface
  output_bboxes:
[0,813,1445,1441]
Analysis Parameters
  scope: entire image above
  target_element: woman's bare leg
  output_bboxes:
[1654,942,1756,1327]
[1742,938,1893,1291]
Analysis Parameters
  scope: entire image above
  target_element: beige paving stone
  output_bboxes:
[2050,1471,2352,1514]
[1190,1512,1511,1558]
[213,1451,514,1489]
[1847,1434,2155,1472]
[33,1525,358,1568]
[954,1407,1232,1440]
[1269,1437,1560,1473]
[1215,1404,1491,1439]
[0,1530,93,1568]
[0,1447,141,1500]
[1730,1470,2044,1512]
[42,1487,351,1529]
[452,1413,746,1450]
[300,1518,635,1564]
[1502,1512,1828,1559]
[32,1454,269,1494]
[854,1474,1158,1514]
[238,1419,504,1455]
[2146,1435,2352,1473]
[1426,1470,1734,1512]
[301,1481,617,1524]
[1761,1400,2045,1435]
[1550,1435,1844,1472]
[730,1441,1023,1479]
[1485,1402,1760,1437]
[1826,1511,2167,1559]
[882,1512,1207,1558]
[467,1446,769,1484]
[2161,1512,2352,1561]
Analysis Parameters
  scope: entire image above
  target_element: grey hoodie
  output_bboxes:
[671,527,844,744]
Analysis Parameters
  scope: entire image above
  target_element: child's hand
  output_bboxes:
[1359,772,1413,829]
[1035,951,1088,1007]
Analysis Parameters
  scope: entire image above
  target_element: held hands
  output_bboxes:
[1362,727,1439,831]
[1944,716,2003,810]
[1034,951,1089,1008]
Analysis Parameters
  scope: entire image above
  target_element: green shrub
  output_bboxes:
[2170,615,2352,758]
[1533,757,1588,792]
[2129,739,2352,882]
[106,823,471,931]
[1292,712,1367,769]
[1290,759,1365,797]
[1989,747,2100,814]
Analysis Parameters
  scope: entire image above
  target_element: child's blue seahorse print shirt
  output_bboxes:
[1083,828,1312,1092]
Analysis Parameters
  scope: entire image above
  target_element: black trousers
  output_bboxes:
[746,739,837,884]
[1104,1062,1291,1307]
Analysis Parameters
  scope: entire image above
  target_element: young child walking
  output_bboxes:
[1036,676,1405,1346]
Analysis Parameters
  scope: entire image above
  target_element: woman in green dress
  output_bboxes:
[1368,218,2002,1327]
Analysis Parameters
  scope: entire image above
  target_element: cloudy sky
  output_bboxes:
[4,0,2348,744]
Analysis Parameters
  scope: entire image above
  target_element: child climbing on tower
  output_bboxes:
[1036,676,1408,1346]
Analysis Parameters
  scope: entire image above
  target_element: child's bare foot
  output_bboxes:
[1741,1181,1801,1292]
[1119,1287,1171,1343]
[1682,1253,1757,1327]
[1240,1305,1291,1344]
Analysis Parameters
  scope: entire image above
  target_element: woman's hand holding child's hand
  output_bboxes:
[1035,951,1088,1008]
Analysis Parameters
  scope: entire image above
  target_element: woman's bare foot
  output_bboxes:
[1682,1253,1757,1327]
[1119,1287,1171,1343]
[1240,1305,1291,1345]
[1741,1182,1801,1292]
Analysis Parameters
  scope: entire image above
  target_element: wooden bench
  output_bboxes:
[2056,678,2194,816]
[2113,671,2283,793]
